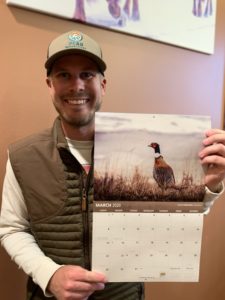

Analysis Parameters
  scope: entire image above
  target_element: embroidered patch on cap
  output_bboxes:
[66,32,84,50]
[68,32,83,43]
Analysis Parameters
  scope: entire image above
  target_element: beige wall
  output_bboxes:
[0,1,225,299]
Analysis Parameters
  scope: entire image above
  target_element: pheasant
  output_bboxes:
[148,142,175,189]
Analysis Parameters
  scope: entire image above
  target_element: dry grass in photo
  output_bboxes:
[94,168,205,202]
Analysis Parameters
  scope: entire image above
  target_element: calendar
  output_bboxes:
[92,113,210,282]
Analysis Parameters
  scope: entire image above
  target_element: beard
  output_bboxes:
[53,95,102,128]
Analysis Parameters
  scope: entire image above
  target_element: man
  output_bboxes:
[0,30,225,300]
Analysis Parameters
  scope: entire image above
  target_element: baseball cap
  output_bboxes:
[45,30,107,75]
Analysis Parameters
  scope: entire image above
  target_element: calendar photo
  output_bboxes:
[94,112,211,211]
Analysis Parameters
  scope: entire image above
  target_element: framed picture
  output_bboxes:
[7,0,217,54]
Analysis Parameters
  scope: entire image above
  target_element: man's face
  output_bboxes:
[46,54,106,129]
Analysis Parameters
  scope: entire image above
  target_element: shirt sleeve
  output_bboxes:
[202,182,224,214]
[0,158,61,296]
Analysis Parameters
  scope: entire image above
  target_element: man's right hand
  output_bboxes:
[47,265,107,300]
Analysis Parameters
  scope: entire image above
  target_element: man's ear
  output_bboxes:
[101,78,107,95]
[46,77,51,88]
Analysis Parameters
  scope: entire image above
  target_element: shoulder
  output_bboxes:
[8,127,53,154]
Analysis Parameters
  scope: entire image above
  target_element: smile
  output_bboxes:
[65,98,88,105]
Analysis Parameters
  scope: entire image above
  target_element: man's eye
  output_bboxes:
[57,72,70,79]
[81,71,96,79]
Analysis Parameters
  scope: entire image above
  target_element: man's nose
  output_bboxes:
[69,76,85,91]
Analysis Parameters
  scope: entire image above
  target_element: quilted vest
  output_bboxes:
[9,117,144,300]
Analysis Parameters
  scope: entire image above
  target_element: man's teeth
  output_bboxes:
[67,99,87,104]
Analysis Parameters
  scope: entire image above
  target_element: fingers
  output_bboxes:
[84,270,107,283]
[47,265,107,300]
[199,128,225,191]
[205,128,224,136]
[200,128,225,159]
[62,281,105,299]
[203,129,225,146]
[64,265,107,283]
[66,280,105,293]
[71,266,107,284]
[199,143,225,161]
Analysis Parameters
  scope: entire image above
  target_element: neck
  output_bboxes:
[154,152,161,158]
[61,120,94,141]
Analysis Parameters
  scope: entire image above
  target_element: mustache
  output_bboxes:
[62,92,90,99]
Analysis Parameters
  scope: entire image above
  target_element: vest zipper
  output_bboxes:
[82,159,93,270]
[82,188,87,211]
[82,177,90,269]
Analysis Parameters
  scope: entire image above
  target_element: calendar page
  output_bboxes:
[92,113,211,282]
[92,210,203,282]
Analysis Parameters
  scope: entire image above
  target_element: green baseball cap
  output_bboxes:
[45,30,107,75]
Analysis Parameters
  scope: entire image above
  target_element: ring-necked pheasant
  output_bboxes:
[148,142,175,189]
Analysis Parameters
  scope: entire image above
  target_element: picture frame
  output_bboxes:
[7,0,217,54]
